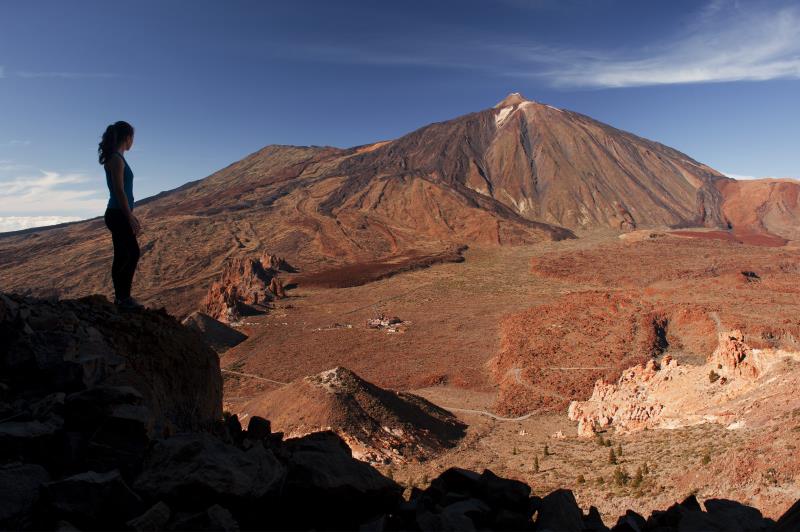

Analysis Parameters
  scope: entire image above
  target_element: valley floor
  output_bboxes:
[220,230,800,521]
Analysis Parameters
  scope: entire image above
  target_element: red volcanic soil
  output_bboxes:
[486,236,800,415]
[490,292,662,416]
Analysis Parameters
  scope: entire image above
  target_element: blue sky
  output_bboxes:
[1,0,799,231]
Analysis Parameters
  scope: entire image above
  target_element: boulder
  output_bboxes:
[0,462,50,530]
[442,498,492,529]
[280,431,402,527]
[776,499,800,531]
[535,489,584,532]
[613,509,646,531]
[126,501,171,531]
[134,433,285,503]
[703,498,774,531]
[43,469,143,528]
[477,469,531,513]
[245,416,271,441]
[169,504,239,531]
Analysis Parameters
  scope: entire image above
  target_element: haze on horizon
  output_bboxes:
[1,0,799,232]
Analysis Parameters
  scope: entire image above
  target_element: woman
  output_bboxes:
[99,121,143,310]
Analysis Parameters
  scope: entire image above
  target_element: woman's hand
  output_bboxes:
[127,213,142,236]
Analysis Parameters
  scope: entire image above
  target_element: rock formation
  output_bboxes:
[238,366,465,464]
[710,329,763,379]
[202,255,285,322]
[567,331,800,437]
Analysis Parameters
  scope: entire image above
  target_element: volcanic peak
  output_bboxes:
[494,91,530,108]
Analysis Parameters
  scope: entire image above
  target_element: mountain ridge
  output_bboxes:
[0,94,797,315]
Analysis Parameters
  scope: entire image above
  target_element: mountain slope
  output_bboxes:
[0,93,792,316]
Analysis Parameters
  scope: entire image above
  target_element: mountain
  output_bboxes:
[0,93,795,315]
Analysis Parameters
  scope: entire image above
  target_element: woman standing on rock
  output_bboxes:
[99,121,143,310]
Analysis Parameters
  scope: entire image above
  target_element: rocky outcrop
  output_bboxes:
[239,366,466,464]
[568,359,669,437]
[568,331,799,437]
[202,255,286,322]
[0,293,222,436]
[182,311,248,353]
[711,329,762,379]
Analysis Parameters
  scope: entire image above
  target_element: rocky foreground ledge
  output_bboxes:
[1,293,799,531]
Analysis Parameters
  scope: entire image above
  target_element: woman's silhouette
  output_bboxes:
[99,121,143,309]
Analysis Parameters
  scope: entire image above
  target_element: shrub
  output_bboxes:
[543,444,550,456]
[709,370,720,383]
[616,443,623,457]
[534,456,540,472]
[631,466,644,487]
[609,448,617,465]
[702,453,711,465]
[613,466,630,486]
[577,474,586,484]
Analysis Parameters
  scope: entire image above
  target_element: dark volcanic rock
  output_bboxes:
[134,433,285,503]
[280,431,402,528]
[1,293,797,531]
[536,489,585,532]
[0,462,50,530]
[43,469,143,528]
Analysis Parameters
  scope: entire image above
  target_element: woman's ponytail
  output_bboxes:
[98,121,134,165]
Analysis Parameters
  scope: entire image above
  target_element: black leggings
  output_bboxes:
[104,208,140,301]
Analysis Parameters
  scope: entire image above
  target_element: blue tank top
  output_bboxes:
[105,152,134,210]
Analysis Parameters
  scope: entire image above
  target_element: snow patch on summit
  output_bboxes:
[495,106,514,127]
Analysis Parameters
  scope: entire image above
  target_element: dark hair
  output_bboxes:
[98,121,134,165]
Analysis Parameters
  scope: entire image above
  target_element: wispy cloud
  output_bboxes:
[725,171,799,181]
[0,139,31,147]
[14,71,117,79]
[0,215,81,233]
[284,1,800,89]
[0,170,106,217]
[523,2,800,87]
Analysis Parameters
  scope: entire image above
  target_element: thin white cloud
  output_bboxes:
[0,170,106,217]
[506,2,800,87]
[0,216,82,233]
[283,1,800,89]
[0,140,31,147]
[725,171,799,181]
[724,172,757,180]
[14,71,117,79]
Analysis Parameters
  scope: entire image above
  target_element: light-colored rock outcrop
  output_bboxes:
[568,330,800,437]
